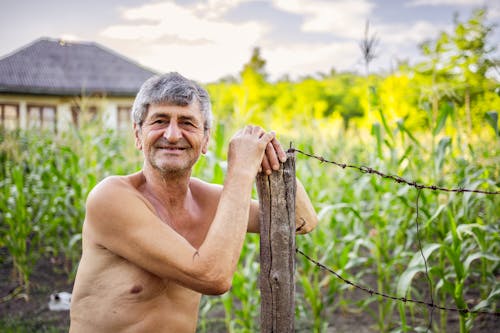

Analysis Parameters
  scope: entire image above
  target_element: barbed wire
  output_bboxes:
[295,248,500,317]
[290,147,500,328]
[289,148,500,195]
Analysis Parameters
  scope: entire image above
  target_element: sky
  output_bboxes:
[0,0,498,83]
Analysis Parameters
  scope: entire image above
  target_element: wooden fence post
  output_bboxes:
[256,150,296,333]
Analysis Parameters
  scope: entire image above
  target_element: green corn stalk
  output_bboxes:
[0,163,37,295]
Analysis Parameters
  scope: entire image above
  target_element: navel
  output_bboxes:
[130,284,143,294]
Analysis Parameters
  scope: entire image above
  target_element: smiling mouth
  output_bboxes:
[156,146,188,151]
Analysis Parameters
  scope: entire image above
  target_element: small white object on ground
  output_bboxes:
[48,291,72,311]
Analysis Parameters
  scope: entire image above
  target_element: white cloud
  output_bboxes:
[96,0,496,82]
[484,2,500,19]
[99,0,269,81]
[191,0,254,19]
[58,34,81,42]
[357,20,452,72]
[138,42,254,83]
[103,1,267,44]
[408,0,487,6]
[374,20,450,44]
[263,41,362,79]
[271,0,375,39]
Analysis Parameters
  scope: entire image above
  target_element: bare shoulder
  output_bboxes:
[87,173,146,206]
[189,177,223,198]
[84,173,153,234]
[88,172,142,196]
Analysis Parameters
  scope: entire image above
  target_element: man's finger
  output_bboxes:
[261,155,272,175]
[259,131,275,144]
[270,136,287,163]
[265,142,280,171]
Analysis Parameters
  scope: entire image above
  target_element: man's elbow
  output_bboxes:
[296,215,318,235]
[195,263,233,295]
[204,278,232,296]
[200,272,232,295]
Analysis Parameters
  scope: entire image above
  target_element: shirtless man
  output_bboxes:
[70,72,317,332]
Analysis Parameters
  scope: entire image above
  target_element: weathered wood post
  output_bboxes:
[256,150,296,332]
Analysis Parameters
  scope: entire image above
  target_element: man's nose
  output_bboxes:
[164,122,182,142]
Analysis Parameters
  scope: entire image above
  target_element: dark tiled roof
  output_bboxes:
[0,37,158,96]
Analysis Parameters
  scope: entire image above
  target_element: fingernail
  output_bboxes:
[266,169,272,175]
[273,164,279,170]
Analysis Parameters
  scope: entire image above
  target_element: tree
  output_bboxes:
[236,47,274,126]
[413,8,498,133]
[240,47,267,82]
[414,31,455,130]
[449,8,497,130]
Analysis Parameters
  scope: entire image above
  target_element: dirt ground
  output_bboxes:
[1,255,498,332]
[0,255,72,332]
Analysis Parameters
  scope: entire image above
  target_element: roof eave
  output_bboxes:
[0,86,138,97]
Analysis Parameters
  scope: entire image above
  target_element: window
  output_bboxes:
[117,106,132,131]
[0,103,20,130]
[27,104,57,132]
[71,105,98,128]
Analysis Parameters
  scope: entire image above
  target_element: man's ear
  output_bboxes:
[134,123,143,150]
[202,129,210,154]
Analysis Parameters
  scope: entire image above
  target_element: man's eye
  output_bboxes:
[153,120,166,124]
[183,121,194,126]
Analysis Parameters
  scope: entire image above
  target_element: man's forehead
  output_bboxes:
[147,103,203,119]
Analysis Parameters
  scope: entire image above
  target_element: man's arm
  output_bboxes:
[84,127,276,296]
[247,133,318,234]
[247,178,318,234]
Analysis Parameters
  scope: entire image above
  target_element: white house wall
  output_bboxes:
[0,94,134,132]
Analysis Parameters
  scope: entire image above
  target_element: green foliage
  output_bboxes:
[0,118,141,293]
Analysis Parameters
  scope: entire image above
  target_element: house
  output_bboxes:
[0,37,158,133]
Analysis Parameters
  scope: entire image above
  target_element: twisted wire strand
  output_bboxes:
[296,248,500,317]
[290,148,500,195]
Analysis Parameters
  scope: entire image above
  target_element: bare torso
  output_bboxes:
[70,172,220,333]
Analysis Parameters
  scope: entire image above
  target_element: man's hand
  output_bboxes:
[260,131,287,175]
[227,126,278,179]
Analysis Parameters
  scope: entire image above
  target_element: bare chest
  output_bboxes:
[72,244,203,330]
[152,203,216,250]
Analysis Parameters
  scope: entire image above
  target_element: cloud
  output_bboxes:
[262,41,362,79]
[489,6,500,19]
[271,0,375,39]
[355,19,452,72]
[103,1,267,44]
[374,20,450,44]
[408,0,487,6]
[97,0,495,82]
[138,42,254,82]
[98,0,440,81]
[99,0,269,81]
[58,34,81,42]
[191,0,254,19]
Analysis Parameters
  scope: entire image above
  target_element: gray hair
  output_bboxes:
[132,72,212,131]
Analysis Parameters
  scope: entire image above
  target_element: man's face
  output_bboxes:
[135,103,209,176]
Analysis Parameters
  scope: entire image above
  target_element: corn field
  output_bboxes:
[1,106,498,332]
